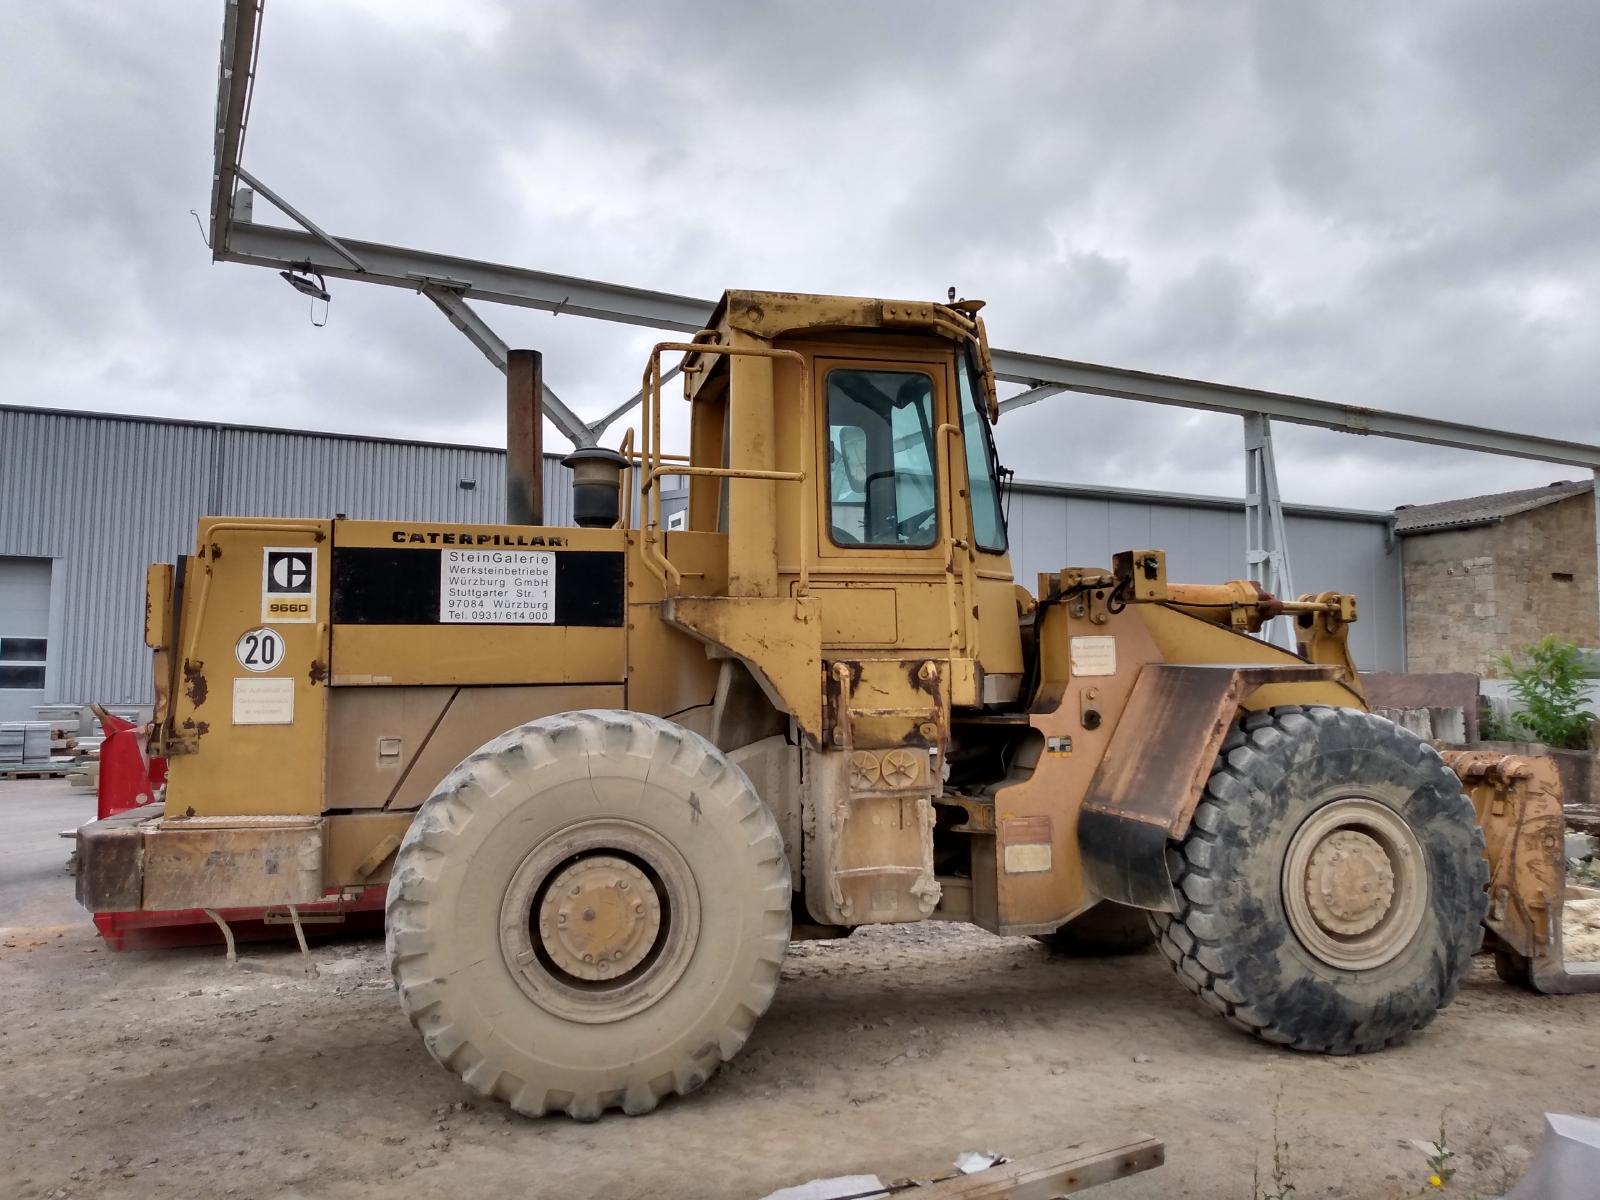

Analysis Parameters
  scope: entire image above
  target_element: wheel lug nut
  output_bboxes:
[582,953,593,963]
[570,885,581,896]
[618,880,629,891]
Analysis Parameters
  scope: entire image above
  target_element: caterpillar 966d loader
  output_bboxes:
[73,291,1596,1119]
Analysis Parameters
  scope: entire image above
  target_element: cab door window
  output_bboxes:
[825,369,938,548]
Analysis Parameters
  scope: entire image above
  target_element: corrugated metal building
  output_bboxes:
[0,405,570,721]
[0,404,1402,720]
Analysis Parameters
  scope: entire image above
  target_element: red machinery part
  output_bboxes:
[93,892,387,952]
[92,705,162,821]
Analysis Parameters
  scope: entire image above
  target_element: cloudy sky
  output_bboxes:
[3,1,1596,510]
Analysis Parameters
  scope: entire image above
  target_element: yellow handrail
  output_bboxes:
[637,341,810,597]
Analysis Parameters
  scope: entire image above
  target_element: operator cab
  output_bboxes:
[638,291,1026,707]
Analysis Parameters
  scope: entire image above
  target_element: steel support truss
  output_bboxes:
[1243,415,1295,648]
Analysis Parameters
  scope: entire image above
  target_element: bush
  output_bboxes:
[1495,637,1596,751]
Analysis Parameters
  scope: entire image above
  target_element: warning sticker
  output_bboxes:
[1069,635,1117,677]
[233,677,294,725]
[439,549,555,624]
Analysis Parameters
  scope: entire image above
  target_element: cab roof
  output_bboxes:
[705,289,985,345]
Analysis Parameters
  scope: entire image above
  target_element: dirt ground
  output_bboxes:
[3,779,1598,1200]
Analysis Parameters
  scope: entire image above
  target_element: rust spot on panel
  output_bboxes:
[313,530,326,543]
[182,660,207,707]
[194,721,210,736]
[308,659,329,686]
[209,542,222,560]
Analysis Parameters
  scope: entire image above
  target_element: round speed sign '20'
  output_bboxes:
[235,626,286,673]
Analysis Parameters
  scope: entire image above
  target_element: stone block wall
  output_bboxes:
[1403,493,1598,675]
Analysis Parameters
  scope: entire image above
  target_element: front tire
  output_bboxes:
[1150,706,1486,1053]
[385,710,791,1119]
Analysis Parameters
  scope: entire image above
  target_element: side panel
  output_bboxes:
[625,530,726,721]
[326,686,453,809]
[988,604,1164,933]
[383,684,625,812]
[326,683,628,811]
[329,521,627,687]
[164,519,332,818]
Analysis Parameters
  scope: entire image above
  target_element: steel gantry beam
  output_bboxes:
[985,347,1600,470]
[221,220,1600,472]
[224,222,710,334]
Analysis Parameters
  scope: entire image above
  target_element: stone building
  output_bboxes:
[1397,480,1598,675]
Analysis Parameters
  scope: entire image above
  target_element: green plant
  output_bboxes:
[1496,637,1596,751]
[1477,707,1526,743]
[1420,1111,1457,1190]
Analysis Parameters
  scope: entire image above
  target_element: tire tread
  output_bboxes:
[1148,705,1488,1054]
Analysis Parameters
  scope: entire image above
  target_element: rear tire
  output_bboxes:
[1034,901,1157,956]
[1149,706,1487,1053]
[385,710,791,1119]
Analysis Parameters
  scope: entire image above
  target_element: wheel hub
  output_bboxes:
[498,817,701,1025]
[1282,797,1428,971]
[1304,830,1396,936]
[538,855,662,981]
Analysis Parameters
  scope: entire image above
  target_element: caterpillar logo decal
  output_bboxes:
[263,547,317,624]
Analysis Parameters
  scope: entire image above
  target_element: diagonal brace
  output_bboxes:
[421,282,596,448]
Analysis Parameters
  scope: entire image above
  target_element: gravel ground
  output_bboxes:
[3,779,1598,1200]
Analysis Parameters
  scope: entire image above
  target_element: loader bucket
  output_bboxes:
[1442,750,1600,994]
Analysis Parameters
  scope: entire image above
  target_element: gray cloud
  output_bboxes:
[1,0,1595,514]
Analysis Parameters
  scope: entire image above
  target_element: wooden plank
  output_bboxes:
[915,1135,1164,1199]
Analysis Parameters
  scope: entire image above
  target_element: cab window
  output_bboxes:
[826,369,938,548]
[957,351,1008,553]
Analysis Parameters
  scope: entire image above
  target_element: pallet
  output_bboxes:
[0,764,81,780]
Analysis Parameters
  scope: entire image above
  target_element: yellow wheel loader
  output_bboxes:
[74,291,1596,1119]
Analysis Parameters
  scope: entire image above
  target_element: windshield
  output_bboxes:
[956,349,1008,553]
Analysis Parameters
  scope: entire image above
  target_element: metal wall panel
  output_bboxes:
[0,407,212,708]
[0,406,1402,709]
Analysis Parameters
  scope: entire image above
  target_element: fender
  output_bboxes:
[1077,662,1346,912]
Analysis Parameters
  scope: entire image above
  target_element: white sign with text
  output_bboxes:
[439,549,556,624]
